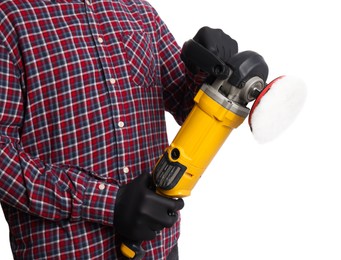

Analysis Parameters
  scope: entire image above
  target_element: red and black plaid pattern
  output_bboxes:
[0,0,203,259]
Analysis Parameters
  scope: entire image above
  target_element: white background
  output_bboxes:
[1,0,341,259]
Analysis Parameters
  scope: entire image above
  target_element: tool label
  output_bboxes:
[153,152,187,190]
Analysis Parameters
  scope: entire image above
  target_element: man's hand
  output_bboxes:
[114,173,184,242]
[181,26,238,78]
[193,26,238,64]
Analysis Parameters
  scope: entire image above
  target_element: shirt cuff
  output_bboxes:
[81,179,119,226]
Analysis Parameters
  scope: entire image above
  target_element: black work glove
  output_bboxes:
[181,26,238,79]
[114,173,184,242]
[193,26,238,64]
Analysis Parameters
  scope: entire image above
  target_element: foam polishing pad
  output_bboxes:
[249,75,307,143]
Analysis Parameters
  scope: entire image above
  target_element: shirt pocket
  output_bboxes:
[123,32,156,88]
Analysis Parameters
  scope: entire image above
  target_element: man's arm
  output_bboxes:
[152,13,207,125]
[0,42,119,226]
[153,11,237,125]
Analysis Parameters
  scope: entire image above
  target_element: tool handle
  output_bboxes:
[181,39,230,79]
[121,241,145,260]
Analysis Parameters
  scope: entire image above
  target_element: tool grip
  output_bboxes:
[181,39,230,79]
[121,241,145,260]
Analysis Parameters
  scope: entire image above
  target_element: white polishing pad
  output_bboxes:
[249,75,307,143]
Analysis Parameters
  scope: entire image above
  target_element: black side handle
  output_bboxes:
[181,39,230,79]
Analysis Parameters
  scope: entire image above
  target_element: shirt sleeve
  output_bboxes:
[0,42,118,227]
[153,11,208,125]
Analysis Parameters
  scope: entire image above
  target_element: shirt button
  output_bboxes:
[110,78,116,84]
[123,167,130,174]
[98,183,105,190]
[118,121,125,128]
[98,37,104,44]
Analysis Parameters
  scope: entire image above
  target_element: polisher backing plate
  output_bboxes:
[249,75,307,143]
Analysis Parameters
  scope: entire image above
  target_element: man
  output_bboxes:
[0,0,237,259]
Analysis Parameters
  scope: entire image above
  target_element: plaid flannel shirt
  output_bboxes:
[0,0,204,259]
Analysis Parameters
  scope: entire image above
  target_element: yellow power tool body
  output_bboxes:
[152,45,268,198]
[153,83,246,198]
[121,40,269,259]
